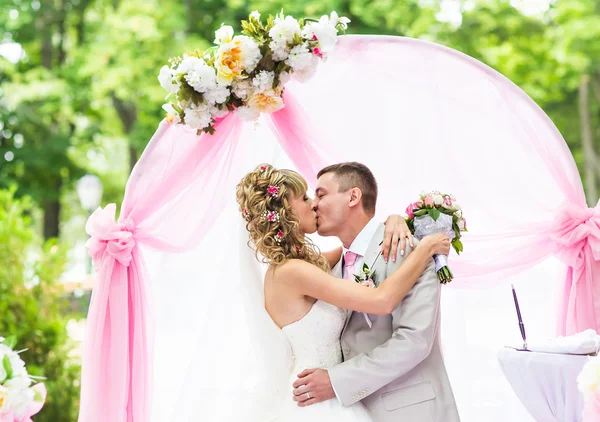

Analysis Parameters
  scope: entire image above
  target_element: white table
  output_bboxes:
[497,348,591,422]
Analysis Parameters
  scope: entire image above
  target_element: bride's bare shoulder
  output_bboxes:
[271,259,313,280]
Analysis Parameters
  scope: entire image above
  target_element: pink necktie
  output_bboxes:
[344,251,373,328]
[344,251,359,280]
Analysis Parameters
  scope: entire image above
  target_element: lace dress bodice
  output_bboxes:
[282,300,347,372]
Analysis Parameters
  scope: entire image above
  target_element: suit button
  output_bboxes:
[344,348,351,355]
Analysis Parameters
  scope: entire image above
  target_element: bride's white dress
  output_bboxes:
[277,300,373,421]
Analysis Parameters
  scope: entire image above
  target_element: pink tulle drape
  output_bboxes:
[78,115,244,422]
[78,35,599,422]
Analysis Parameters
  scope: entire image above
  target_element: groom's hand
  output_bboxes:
[292,368,335,407]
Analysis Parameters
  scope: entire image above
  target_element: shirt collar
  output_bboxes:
[342,218,379,258]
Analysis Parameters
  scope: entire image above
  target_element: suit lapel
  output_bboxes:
[341,223,385,335]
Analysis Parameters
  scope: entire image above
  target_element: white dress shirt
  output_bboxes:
[341,218,380,279]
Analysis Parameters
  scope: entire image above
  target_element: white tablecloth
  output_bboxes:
[497,348,591,422]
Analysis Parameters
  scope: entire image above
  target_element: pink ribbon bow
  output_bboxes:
[85,204,135,267]
[550,200,600,336]
[551,200,600,268]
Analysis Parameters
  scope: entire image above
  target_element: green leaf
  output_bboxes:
[3,336,16,349]
[427,208,441,221]
[452,239,464,254]
[413,209,427,217]
[2,355,13,380]
[362,262,369,272]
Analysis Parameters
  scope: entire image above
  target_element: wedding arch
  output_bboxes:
[78,35,599,422]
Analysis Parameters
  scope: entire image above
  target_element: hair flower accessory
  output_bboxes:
[261,210,280,222]
[267,185,280,197]
[275,231,284,243]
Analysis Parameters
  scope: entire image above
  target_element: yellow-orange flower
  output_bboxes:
[0,386,8,413]
[215,42,245,84]
[214,36,261,85]
[247,89,284,114]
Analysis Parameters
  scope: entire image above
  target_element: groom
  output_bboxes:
[292,162,460,421]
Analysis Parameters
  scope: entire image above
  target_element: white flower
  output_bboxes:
[269,40,289,61]
[457,218,466,231]
[293,64,318,82]
[452,201,462,210]
[454,210,463,219]
[204,84,230,104]
[5,376,31,390]
[286,43,317,72]
[162,103,181,124]
[0,348,27,383]
[215,36,262,84]
[432,194,443,206]
[252,71,275,92]
[178,56,217,93]
[6,378,33,419]
[232,79,252,99]
[279,71,291,85]
[184,103,213,130]
[579,356,600,394]
[211,106,230,119]
[249,11,261,21]
[214,25,234,45]
[302,15,339,53]
[234,106,261,121]
[329,11,350,30]
[158,65,178,94]
[269,15,301,45]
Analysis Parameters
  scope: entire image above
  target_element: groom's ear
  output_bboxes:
[348,187,363,208]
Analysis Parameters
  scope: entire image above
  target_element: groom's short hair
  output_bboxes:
[317,162,378,215]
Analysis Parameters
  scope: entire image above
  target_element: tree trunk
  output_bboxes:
[579,76,598,205]
[129,145,138,172]
[43,182,62,239]
[110,93,139,172]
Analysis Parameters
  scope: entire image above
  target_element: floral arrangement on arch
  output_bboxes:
[158,10,350,134]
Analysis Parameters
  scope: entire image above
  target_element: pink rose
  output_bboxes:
[405,203,416,219]
[359,279,376,288]
[444,196,453,207]
[415,200,423,208]
[313,47,323,58]
[424,195,434,207]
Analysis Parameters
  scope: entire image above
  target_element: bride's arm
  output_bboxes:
[277,234,448,315]
[322,247,342,268]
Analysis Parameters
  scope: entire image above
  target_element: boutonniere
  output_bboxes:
[353,249,383,288]
[354,262,377,288]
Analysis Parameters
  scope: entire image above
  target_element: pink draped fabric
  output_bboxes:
[79,115,244,422]
[79,35,599,421]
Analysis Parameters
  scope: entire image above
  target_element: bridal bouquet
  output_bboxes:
[405,191,467,284]
[0,337,46,422]
[158,10,350,134]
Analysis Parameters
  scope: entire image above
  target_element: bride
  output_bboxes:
[234,164,450,421]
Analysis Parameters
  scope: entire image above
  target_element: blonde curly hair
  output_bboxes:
[236,164,329,272]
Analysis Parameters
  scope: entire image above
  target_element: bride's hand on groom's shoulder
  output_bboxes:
[383,215,414,262]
